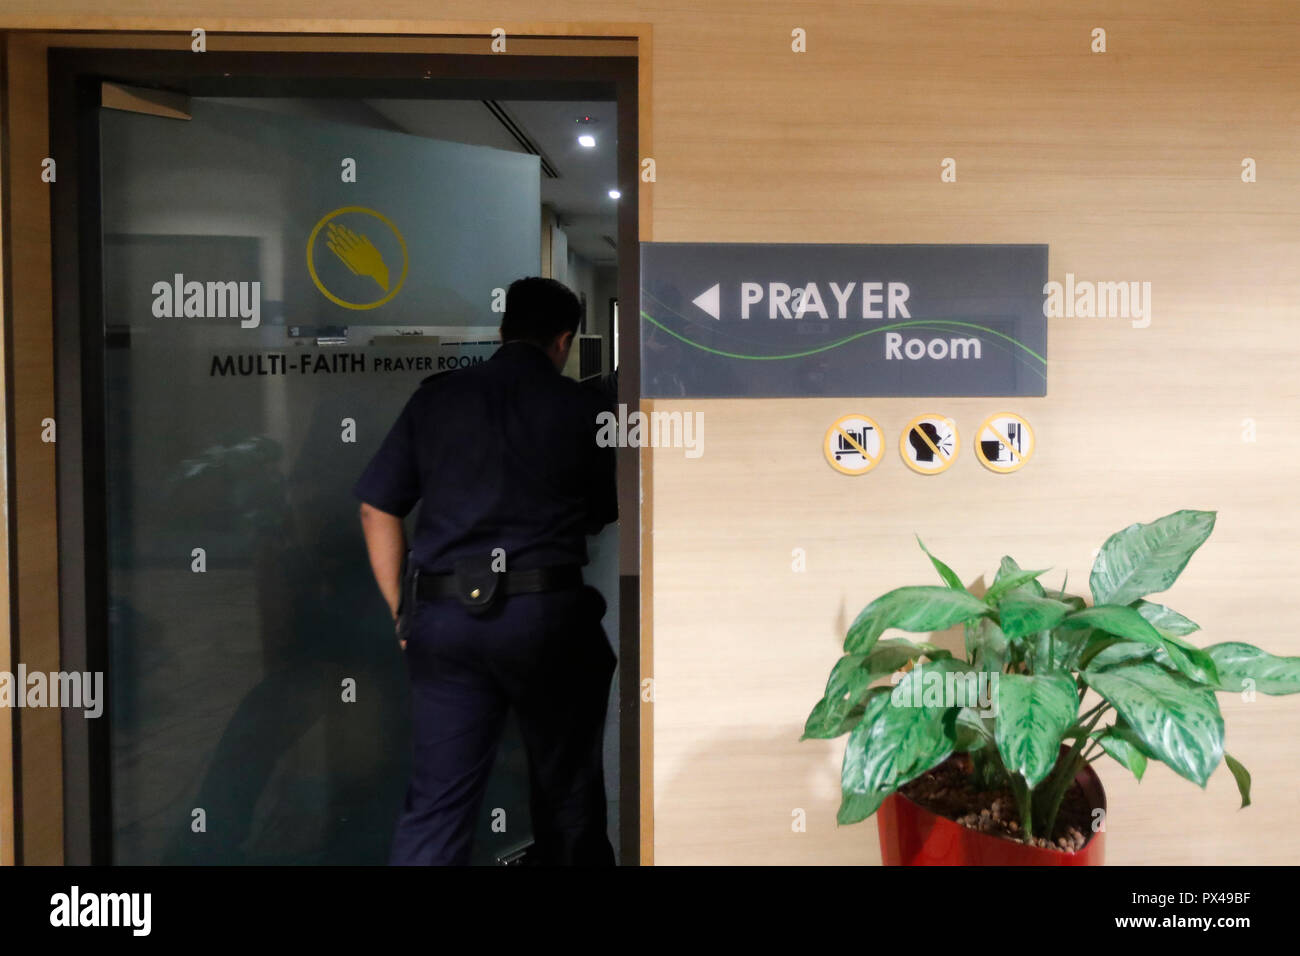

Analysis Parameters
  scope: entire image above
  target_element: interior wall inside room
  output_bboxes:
[565,249,596,334]
[593,265,618,344]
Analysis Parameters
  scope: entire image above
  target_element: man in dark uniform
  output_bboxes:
[354,276,617,866]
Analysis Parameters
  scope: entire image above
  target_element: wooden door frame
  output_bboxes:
[1,25,653,866]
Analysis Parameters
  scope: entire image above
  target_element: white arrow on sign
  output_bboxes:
[692,283,721,320]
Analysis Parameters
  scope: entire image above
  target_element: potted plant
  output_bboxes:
[802,509,1300,865]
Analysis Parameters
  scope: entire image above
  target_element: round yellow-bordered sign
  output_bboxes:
[307,205,409,310]
[824,414,884,475]
[899,414,959,475]
[974,412,1034,474]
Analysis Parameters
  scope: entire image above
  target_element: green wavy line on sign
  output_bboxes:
[640,288,1042,378]
[639,311,1047,368]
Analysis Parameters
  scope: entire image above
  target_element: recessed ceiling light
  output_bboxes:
[608,189,621,200]
[578,134,596,148]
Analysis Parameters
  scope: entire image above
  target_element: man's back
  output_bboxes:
[357,277,619,867]
[353,339,615,572]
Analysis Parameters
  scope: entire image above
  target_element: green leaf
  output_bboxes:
[955,707,993,752]
[1147,642,1221,686]
[837,786,890,826]
[1062,605,1219,685]
[994,673,1079,788]
[1090,510,1216,607]
[1132,600,1200,637]
[1083,662,1224,787]
[1085,639,1159,670]
[804,676,875,740]
[832,641,929,692]
[985,559,1050,604]
[803,639,941,739]
[1044,625,1096,671]
[998,595,1074,641]
[1034,626,1090,673]
[803,698,870,740]
[1204,643,1300,695]
[844,586,991,654]
[1224,752,1252,809]
[1094,724,1149,781]
[837,661,967,824]
[1108,718,1156,757]
[1062,604,1164,640]
[916,536,965,591]
[821,652,870,696]
[994,556,1047,599]
[969,618,1009,672]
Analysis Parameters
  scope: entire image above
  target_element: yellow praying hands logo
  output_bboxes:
[307,206,408,310]
[326,221,390,292]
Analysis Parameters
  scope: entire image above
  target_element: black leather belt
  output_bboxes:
[416,564,583,602]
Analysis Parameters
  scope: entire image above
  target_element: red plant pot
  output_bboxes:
[877,757,1106,866]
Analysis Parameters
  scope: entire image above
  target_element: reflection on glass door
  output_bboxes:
[99,99,548,863]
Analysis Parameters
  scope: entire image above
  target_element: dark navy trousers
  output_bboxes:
[389,584,617,866]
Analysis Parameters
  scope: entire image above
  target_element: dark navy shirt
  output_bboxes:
[353,340,617,573]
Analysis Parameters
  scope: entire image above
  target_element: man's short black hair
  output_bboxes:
[500,277,582,347]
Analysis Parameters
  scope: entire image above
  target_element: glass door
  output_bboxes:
[99,98,545,864]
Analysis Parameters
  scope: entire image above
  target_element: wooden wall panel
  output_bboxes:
[0,39,13,866]
[0,0,1297,866]
[2,34,64,864]
[637,1,1300,865]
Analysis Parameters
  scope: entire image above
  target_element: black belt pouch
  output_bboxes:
[452,555,503,616]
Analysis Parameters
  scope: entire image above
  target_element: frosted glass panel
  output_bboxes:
[99,100,552,864]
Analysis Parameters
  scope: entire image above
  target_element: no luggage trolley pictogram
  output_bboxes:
[824,414,884,476]
[974,412,1034,473]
